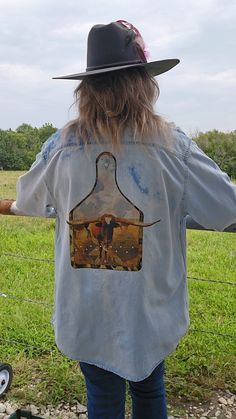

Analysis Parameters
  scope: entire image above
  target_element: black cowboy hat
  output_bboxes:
[53,21,180,80]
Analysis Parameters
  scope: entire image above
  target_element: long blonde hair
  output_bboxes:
[63,67,173,148]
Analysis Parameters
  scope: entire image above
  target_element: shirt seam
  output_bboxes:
[181,137,192,217]
[44,177,58,215]
[42,138,189,162]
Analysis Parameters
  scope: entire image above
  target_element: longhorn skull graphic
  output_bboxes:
[67,214,160,265]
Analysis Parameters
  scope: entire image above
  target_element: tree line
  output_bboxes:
[0,123,57,171]
[0,124,235,178]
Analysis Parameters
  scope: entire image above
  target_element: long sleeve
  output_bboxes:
[185,140,236,231]
[15,149,56,217]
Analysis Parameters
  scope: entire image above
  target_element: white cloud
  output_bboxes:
[0,0,235,131]
[200,70,236,85]
[172,69,236,86]
[149,27,198,53]
[0,63,46,84]
[50,21,95,39]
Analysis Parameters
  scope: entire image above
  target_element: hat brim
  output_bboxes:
[52,59,180,80]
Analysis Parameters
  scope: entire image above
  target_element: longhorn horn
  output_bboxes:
[67,214,117,227]
[67,218,99,227]
[114,217,161,227]
[67,217,161,228]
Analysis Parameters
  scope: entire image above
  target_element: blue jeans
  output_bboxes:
[79,360,168,419]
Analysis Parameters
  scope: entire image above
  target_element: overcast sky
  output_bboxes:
[0,0,236,136]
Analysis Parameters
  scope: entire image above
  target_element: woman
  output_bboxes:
[1,20,236,419]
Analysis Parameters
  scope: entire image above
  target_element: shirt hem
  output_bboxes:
[55,330,188,382]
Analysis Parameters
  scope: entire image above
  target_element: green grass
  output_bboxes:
[0,171,235,414]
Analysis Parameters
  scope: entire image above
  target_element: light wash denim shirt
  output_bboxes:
[15,127,236,381]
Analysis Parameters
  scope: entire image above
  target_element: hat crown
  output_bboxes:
[86,22,143,71]
[52,21,180,80]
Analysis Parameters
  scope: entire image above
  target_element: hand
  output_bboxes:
[0,199,16,215]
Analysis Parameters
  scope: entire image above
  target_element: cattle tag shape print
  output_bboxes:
[67,152,160,271]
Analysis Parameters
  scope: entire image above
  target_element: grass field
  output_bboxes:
[0,171,235,415]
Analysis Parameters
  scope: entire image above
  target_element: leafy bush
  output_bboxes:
[0,124,235,178]
[193,130,236,178]
[0,123,57,170]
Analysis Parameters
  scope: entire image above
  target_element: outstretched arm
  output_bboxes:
[0,199,56,217]
[0,199,16,215]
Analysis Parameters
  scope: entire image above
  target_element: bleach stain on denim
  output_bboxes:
[128,165,149,195]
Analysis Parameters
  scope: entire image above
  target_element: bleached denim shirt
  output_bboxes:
[15,127,236,381]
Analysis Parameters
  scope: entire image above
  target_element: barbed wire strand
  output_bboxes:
[189,329,236,339]
[1,252,53,263]
[0,327,235,359]
[0,252,235,346]
[0,292,52,306]
[0,337,55,354]
[188,276,236,286]
[0,291,236,341]
[1,252,236,286]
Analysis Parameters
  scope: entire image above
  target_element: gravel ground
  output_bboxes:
[0,390,235,418]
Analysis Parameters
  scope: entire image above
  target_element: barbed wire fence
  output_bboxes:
[0,217,236,355]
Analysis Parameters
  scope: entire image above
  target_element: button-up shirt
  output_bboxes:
[15,127,236,381]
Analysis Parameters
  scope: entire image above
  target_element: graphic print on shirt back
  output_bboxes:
[67,152,160,271]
